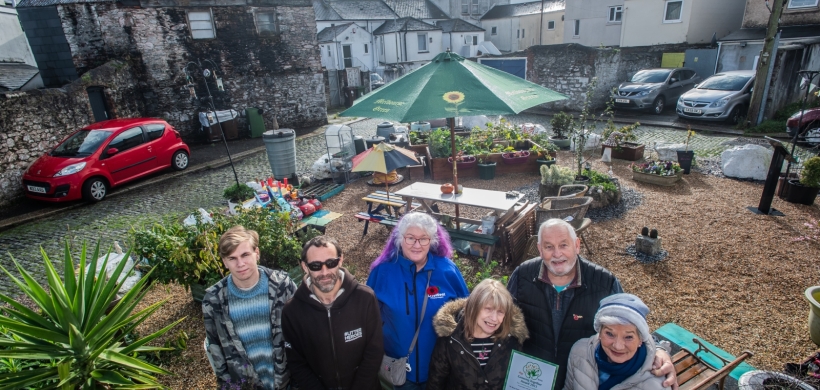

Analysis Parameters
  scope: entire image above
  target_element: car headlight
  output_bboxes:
[710,97,730,108]
[678,96,684,105]
[54,162,86,177]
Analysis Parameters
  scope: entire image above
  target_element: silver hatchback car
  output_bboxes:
[612,68,701,114]
[676,70,755,125]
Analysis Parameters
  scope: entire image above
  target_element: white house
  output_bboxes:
[620,0,745,47]
[318,22,375,71]
[436,18,485,57]
[373,17,443,70]
[563,0,623,47]
[0,1,42,91]
[480,0,564,52]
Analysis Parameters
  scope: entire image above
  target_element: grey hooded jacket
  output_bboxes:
[563,334,669,390]
[203,267,297,389]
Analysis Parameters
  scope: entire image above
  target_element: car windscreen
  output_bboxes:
[630,70,671,83]
[697,74,752,91]
[51,130,112,157]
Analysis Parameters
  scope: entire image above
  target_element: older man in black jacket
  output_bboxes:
[507,219,678,390]
[282,236,383,390]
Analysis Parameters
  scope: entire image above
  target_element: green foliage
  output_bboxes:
[529,133,558,157]
[540,164,575,186]
[223,183,256,202]
[429,128,457,158]
[295,226,323,246]
[582,168,618,192]
[745,119,786,134]
[0,242,182,389]
[454,253,507,291]
[800,156,820,188]
[130,207,302,289]
[550,112,574,139]
[408,131,428,145]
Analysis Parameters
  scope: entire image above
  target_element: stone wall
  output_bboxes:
[53,0,326,138]
[0,60,143,207]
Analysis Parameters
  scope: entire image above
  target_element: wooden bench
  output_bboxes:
[674,338,753,390]
[445,227,500,262]
[354,212,399,235]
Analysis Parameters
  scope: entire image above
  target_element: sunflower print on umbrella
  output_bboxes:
[443,91,466,115]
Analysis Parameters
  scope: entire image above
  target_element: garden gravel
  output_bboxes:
[131,151,820,389]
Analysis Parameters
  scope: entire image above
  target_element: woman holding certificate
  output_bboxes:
[564,294,670,390]
[426,279,529,390]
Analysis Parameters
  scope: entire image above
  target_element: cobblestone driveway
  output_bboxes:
[0,115,783,295]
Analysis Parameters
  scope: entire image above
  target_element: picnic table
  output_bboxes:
[394,183,527,261]
[354,191,420,236]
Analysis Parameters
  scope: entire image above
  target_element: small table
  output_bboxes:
[394,182,525,226]
[356,191,419,236]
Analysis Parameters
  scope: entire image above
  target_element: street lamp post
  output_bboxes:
[183,59,241,189]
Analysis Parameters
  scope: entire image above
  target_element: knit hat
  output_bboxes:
[594,293,651,342]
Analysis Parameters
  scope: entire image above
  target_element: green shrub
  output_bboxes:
[583,168,618,192]
[540,164,575,186]
[550,112,574,139]
[745,119,785,134]
[223,183,256,202]
[130,207,301,289]
[0,242,182,389]
[800,156,820,188]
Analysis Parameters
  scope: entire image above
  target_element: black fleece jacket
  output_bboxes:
[282,268,383,390]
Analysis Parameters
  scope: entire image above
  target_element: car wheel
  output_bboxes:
[652,97,665,115]
[82,177,108,202]
[172,150,189,171]
[728,106,744,125]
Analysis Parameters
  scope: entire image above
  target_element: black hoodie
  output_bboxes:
[282,268,383,390]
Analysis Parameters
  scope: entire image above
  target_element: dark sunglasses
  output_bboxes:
[305,257,341,271]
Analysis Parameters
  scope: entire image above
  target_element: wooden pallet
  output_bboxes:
[499,203,537,264]
[300,182,345,202]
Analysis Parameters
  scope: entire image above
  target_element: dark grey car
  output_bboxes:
[612,68,701,114]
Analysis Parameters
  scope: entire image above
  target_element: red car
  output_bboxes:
[786,107,820,145]
[22,118,190,202]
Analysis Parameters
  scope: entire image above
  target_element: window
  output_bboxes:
[461,0,469,14]
[381,37,385,54]
[107,127,144,154]
[418,33,428,52]
[187,10,215,39]
[472,35,478,45]
[788,0,818,8]
[521,29,525,38]
[491,26,497,35]
[663,1,683,22]
[326,46,332,56]
[471,0,479,14]
[573,19,580,36]
[464,35,478,45]
[145,124,165,141]
[364,43,369,54]
[256,12,275,34]
[547,20,555,30]
[342,44,352,68]
[609,6,622,22]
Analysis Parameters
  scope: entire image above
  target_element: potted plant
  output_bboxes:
[447,150,478,169]
[223,183,256,202]
[549,111,573,149]
[786,156,820,205]
[601,122,644,161]
[806,283,820,346]
[539,164,575,199]
[501,148,531,164]
[630,160,683,186]
[476,152,497,180]
[677,126,696,174]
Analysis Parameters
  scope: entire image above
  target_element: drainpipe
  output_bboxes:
[714,41,722,74]
[403,22,408,64]
[757,30,781,125]
[539,0,545,45]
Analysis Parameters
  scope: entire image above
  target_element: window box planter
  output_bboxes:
[632,170,682,186]
[447,155,477,169]
[610,142,645,161]
[502,151,531,165]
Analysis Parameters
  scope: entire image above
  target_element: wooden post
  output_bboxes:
[746,0,786,127]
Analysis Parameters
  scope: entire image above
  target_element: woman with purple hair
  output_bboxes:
[367,212,469,390]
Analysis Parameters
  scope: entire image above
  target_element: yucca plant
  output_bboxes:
[0,242,184,389]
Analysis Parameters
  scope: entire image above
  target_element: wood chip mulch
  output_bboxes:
[132,152,820,389]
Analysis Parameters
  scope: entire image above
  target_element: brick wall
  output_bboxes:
[0,60,143,207]
[44,1,327,138]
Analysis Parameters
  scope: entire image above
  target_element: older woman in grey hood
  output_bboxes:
[564,293,670,390]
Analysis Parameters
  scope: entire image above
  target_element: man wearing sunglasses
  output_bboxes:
[203,225,297,390]
[282,236,384,390]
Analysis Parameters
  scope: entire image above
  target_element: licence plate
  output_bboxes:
[615,98,630,104]
[27,185,46,194]
[683,108,702,114]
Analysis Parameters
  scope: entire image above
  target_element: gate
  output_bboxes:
[87,87,111,122]
[478,58,527,79]
[327,70,343,107]
[684,49,718,79]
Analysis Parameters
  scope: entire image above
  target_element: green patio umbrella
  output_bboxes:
[342,50,567,224]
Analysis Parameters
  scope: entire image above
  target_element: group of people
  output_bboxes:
[203,212,678,390]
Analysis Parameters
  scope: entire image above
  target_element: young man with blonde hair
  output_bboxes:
[203,225,297,390]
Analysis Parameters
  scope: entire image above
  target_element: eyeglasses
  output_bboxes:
[305,257,341,271]
[404,237,430,246]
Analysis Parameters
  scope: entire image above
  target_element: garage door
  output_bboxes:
[478,58,527,79]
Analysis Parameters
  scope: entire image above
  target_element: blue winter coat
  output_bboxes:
[367,253,469,384]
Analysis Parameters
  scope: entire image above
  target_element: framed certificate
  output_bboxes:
[503,350,559,390]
